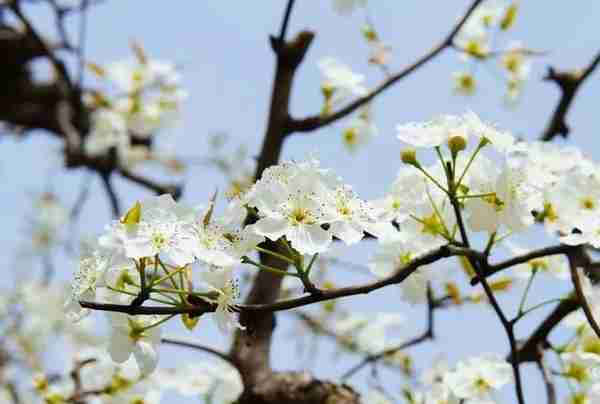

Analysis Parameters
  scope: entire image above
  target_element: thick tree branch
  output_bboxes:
[287,0,484,133]
[540,50,600,141]
[228,1,314,393]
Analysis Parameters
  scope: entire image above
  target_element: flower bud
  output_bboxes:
[500,4,518,31]
[400,148,419,166]
[321,84,334,100]
[361,25,378,42]
[33,373,49,393]
[448,135,467,155]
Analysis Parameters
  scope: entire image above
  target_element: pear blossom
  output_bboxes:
[121,194,197,266]
[201,266,243,333]
[465,161,539,233]
[84,108,129,157]
[341,110,378,152]
[325,185,381,244]
[562,351,600,384]
[65,246,109,321]
[318,58,367,105]
[453,71,477,96]
[396,111,514,153]
[105,58,181,94]
[106,313,162,376]
[193,199,263,267]
[444,354,512,402]
[249,164,336,255]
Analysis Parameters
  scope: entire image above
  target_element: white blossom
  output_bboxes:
[106,313,162,376]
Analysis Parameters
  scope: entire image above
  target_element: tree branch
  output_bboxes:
[162,335,239,370]
[80,245,463,316]
[470,244,575,285]
[540,49,600,141]
[341,286,437,380]
[287,0,484,133]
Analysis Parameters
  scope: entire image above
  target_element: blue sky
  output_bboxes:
[2,1,600,402]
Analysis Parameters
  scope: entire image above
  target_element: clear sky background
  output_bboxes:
[2,1,600,402]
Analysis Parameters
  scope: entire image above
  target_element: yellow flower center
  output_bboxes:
[289,207,315,225]
[343,128,358,146]
[151,232,167,250]
[474,377,491,393]
[580,197,596,210]
[420,213,444,236]
[483,193,505,212]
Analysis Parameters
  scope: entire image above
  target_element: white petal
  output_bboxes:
[252,217,288,241]
[133,340,159,376]
[287,224,332,255]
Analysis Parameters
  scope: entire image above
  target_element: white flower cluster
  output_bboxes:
[318,58,377,152]
[364,111,600,302]
[84,47,187,168]
[418,354,512,404]
[31,347,242,404]
[67,159,393,374]
[68,110,600,377]
[453,1,532,103]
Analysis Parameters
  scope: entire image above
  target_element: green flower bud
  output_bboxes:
[400,148,419,166]
[448,135,467,155]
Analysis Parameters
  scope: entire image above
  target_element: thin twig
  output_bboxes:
[99,172,120,218]
[277,0,296,45]
[341,285,436,380]
[162,335,240,370]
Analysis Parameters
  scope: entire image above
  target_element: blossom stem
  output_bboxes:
[242,256,298,278]
[156,258,182,291]
[456,139,486,188]
[141,314,176,332]
[305,253,319,277]
[456,192,497,200]
[106,285,174,305]
[414,165,449,196]
[255,246,296,265]
[151,265,188,287]
[516,298,565,321]
[516,269,538,317]
[150,286,212,297]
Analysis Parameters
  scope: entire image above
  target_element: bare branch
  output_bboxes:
[287,0,485,133]
[541,49,600,141]
[99,173,120,218]
[471,244,575,285]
